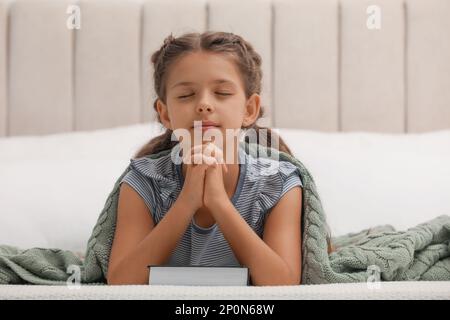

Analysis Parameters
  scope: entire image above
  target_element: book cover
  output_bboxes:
[148,265,250,286]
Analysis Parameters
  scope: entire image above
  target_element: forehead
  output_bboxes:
[166,51,244,90]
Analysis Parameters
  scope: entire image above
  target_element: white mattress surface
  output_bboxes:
[1,281,449,300]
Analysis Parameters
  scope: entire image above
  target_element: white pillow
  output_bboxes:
[0,122,165,252]
[277,128,450,237]
[1,123,449,251]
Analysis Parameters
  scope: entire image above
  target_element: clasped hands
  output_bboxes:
[179,142,231,211]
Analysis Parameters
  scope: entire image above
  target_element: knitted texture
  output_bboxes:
[0,142,449,285]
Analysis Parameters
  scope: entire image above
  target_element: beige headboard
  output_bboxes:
[1,0,449,137]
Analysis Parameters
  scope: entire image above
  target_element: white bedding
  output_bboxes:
[1,282,449,300]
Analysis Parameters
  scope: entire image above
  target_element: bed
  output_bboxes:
[0,282,449,300]
[1,123,450,299]
[1,0,450,299]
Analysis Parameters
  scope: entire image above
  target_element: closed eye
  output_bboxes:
[178,94,193,99]
[178,93,232,99]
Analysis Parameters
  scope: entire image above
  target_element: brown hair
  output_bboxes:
[135,31,334,254]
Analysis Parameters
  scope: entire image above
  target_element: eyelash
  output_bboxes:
[178,93,232,99]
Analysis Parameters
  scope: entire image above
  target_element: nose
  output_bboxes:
[196,103,214,114]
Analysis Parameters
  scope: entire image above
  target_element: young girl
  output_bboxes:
[108,31,310,286]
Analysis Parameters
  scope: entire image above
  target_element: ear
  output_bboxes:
[242,93,261,127]
[156,99,172,130]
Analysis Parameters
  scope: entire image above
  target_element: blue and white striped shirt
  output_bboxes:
[119,142,303,267]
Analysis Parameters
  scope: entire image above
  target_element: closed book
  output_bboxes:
[148,265,250,286]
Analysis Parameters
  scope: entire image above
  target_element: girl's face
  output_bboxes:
[157,51,260,150]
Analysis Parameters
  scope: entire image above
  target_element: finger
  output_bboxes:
[190,144,211,160]
[182,152,192,164]
[203,142,216,158]
[183,147,216,164]
[206,143,228,172]
[191,153,218,166]
[192,153,205,165]
[187,144,227,171]
[183,148,202,165]
[202,154,218,166]
[184,144,208,164]
[201,142,221,161]
[190,143,216,160]
[190,144,205,154]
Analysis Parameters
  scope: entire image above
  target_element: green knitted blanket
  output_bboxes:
[1,142,449,285]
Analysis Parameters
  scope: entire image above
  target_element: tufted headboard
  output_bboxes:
[0,0,449,137]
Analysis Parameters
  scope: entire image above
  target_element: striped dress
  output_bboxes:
[119,142,303,267]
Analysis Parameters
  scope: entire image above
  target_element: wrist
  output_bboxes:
[177,192,199,213]
[205,196,232,211]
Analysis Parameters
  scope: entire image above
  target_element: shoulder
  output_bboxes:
[119,148,180,206]
[244,151,303,212]
[245,151,303,188]
[121,146,180,184]
[128,150,177,181]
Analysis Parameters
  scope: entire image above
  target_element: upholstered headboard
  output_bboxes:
[0,0,449,137]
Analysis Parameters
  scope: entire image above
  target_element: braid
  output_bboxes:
[233,37,262,69]
[162,33,176,50]
[151,33,176,65]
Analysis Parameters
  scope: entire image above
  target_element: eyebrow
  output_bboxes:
[170,79,236,89]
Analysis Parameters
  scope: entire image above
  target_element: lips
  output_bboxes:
[201,121,220,127]
[192,120,220,128]
[200,126,220,132]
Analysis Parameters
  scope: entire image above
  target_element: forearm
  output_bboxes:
[108,196,195,285]
[212,200,297,286]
